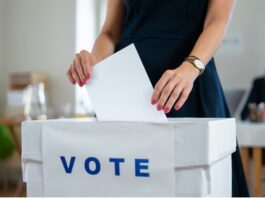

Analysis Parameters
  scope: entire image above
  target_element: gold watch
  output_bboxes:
[185,56,205,75]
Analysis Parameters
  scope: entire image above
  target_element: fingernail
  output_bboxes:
[175,105,180,111]
[83,79,88,84]
[164,107,170,114]
[157,105,163,111]
[151,99,156,105]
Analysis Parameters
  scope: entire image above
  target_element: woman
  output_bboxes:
[67,0,248,196]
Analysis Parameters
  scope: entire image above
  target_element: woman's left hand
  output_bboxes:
[151,62,200,114]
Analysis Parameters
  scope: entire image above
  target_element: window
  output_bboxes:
[75,0,106,115]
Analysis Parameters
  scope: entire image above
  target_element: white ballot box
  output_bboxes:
[21,118,236,197]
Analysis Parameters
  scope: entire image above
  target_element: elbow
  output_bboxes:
[203,16,230,31]
[99,29,122,45]
[204,0,236,31]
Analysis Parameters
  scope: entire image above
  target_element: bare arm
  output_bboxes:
[190,0,236,64]
[67,0,124,87]
[92,0,125,63]
[152,0,236,113]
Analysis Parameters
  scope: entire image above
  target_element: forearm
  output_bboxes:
[91,0,124,64]
[189,0,236,65]
[91,32,120,64]
[189,18,229,65]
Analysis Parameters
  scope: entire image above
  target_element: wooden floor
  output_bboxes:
[0,190,25,197]
[0,191,13,197]
[0,185,25,197]
[0,189,17,197]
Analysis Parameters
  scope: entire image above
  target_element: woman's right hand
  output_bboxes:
[67,50,96,87]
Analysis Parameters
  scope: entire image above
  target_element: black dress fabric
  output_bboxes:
[115,0,249,196]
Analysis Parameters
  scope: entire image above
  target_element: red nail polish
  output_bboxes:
[151,99,156,105]
[175,105,180,110]
[164,107,170,114]
[157,105,163,111]
[83,79,88,84]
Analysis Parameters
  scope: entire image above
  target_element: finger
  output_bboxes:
[152,70,173,104]
[71,64,83,87]
[174,85,192,111]
[164,83,185,113]
[74,54,86,83]
[66,67,76,85]
[80,50,93,79]
[156,79,179,111]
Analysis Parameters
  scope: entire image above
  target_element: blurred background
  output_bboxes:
[0,0,265,196]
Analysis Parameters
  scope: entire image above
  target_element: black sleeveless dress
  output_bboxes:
[115,0,249,196]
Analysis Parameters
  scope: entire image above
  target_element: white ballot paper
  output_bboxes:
[86,44,168,122]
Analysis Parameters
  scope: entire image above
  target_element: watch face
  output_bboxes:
[194,59,205,70]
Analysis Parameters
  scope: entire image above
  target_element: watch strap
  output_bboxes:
[184,56,205,75]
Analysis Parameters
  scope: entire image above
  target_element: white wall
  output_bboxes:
[216,0,265,90]
[0,0,4,116]
[1,0,76,114]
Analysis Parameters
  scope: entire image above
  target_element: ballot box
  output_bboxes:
[21,118,236,197]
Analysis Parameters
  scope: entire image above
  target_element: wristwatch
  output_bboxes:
[185,56,205,75]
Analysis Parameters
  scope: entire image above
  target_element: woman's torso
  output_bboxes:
[122,0,208,40]
[116,0,230,118]
[117,0,208,84]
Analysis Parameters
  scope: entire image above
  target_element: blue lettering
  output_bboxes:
[60,156,151,177]
[135,159,150,177]
[84,157,101,175]
[109,158,125,176]
[60,156,76,174]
